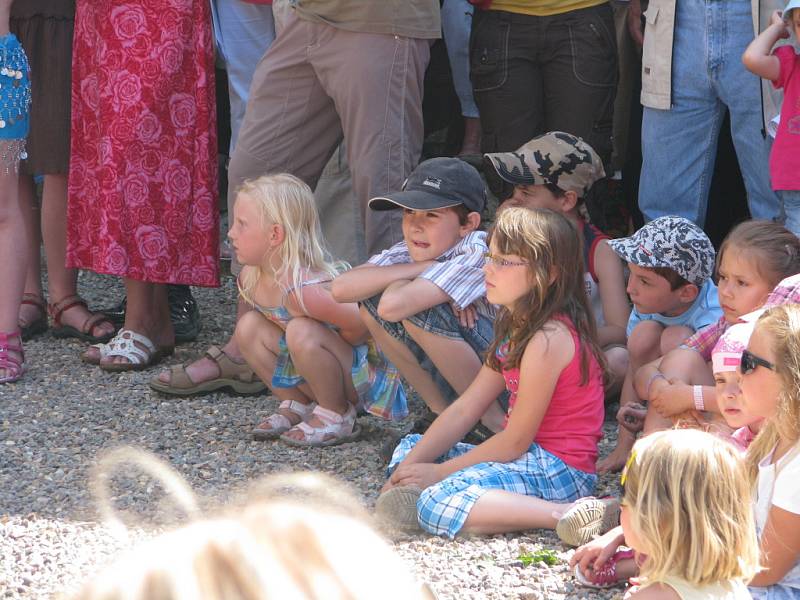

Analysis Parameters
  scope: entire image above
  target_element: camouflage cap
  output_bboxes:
[483,131,606,197]
[609,216,716,287]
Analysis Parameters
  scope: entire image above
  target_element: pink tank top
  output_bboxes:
[498,315,605,474]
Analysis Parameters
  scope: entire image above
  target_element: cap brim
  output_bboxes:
[607,238,639,263]
[368,190,462,212]
[483,153,539,186]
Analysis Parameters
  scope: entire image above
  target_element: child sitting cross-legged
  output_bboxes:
[332,157,504,442]
[598,217,722,472]
[373,207,608,538]
[570,429,759,598]
[484,131,630,398]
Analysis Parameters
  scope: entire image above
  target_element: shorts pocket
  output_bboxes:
[469,15,510,92]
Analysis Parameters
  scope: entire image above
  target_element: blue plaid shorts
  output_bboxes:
[361,295,508,410]
[387,434,597,538]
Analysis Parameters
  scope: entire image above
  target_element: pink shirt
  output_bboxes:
[498,316,605,474]
[770,46,800,191]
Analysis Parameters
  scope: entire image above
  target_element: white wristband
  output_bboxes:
[693,385,705,411]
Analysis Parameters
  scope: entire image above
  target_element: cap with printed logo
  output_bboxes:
[483,131,606,197]
[368,157,486,214]
[608,216,716,287]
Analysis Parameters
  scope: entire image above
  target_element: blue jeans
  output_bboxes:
[442,0,479,118]
[361,296,502,407]
[210,0,275,153]
[780,190,800,237]
[638,0,781,226]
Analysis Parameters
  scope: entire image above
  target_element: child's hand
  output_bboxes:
[649,378,693,418]
[450,302,477,329]
[569,527,624,574]
[770,10,791,38]
[617,402,647,434]
[389,462,444,490]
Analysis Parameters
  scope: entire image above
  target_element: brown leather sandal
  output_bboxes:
[18,293,48,341]
[149,345,266,396]
[49,294,116,343]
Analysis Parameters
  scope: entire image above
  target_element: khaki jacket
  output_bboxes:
[639,0,784,131]
[291,0,441,39]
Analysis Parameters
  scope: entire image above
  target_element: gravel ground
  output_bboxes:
[1,271,625,600]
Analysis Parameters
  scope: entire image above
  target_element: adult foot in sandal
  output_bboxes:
[18,293,48,341]
[84,329,173,372]
[49,294,116,343]
[150,341,266,396]
[252,399,316,440]
[280,404,361,447]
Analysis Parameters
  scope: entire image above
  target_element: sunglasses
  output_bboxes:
[740,349,776,375]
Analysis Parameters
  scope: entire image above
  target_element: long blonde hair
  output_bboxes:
[485,207,605,383]
[745,304,800,484]
[622,429,759,588]
[75,449,431,600]
[235,174,346,308]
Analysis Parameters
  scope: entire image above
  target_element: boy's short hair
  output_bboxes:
[644,266,691,291]
[483,131,605,200]
[609,216,715,287]
[368,157,486,214]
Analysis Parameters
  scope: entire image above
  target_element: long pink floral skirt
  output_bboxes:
[67,0,219,287]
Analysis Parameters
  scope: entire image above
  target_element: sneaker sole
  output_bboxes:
[556,498,620,547]
[375,486,423,534]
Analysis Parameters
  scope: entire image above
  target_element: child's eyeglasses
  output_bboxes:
[483,252,529,268]
[740,349,776,375]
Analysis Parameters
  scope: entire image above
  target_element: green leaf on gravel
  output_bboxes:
[517,548,559,567]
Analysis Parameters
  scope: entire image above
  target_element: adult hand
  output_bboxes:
[628,0,645,48]
[389,462,443,490]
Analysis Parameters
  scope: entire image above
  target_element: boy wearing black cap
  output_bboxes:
[332,157,505,438]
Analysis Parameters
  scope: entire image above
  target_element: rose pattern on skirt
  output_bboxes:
[67,0,219,287]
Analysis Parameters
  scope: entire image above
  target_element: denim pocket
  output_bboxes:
[469,14,510,92]
[566,7,617,88]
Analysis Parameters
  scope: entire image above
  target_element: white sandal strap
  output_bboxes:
[101,329,156,365]
[278,399,316,416]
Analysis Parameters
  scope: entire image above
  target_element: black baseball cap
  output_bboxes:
[368,157,486,214]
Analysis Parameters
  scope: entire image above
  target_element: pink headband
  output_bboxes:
[711,322,756,373]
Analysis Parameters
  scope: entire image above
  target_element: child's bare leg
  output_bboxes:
[598,321,664,473]
[281,317,361,441]
[156,298,251,386]
[659,324,693,355]
[604,345,629,399]
[401,319,506,429]
[235,311,312,431]
[361,306,450,413]
[461,491,570,534]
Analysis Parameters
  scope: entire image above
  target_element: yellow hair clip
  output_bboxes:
[620,449,637,486]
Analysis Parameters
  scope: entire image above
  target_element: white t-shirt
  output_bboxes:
[755,444,800,590]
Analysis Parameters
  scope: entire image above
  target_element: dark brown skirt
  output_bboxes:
[10,10,74,175]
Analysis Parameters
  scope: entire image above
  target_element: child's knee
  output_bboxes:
[627,321,664,361]
[233,311,265,349]
[605,346,629,380]
[284,317,328,355]
[659,325,693,355]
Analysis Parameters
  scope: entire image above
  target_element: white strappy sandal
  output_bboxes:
[252,399,317,440]
[83,329,173,372]
[280,404,361,447]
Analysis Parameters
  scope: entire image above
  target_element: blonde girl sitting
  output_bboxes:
[376,207,608,537]
[571,429,758,598]
[225,174,405,447]
[740,304,800,598]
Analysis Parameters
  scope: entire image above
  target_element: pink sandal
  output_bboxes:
[573,549,635,589]
[0,330,25,384]
[280,405,361,447]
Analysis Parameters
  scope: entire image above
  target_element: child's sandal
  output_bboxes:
[573,549,635,589]
[0,330,25,384]
[280,405,361,447]
[252,399,317,440]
